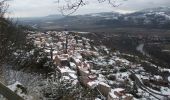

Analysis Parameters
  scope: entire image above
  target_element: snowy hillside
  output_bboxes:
[19,7,170,30]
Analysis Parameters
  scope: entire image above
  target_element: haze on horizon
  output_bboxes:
[7,0,170,18]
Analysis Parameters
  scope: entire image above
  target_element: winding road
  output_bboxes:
[128,69,169,100]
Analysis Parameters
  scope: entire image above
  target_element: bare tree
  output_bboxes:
[0,0,9,17]
[0,0,28,64]
[57,0,126,15]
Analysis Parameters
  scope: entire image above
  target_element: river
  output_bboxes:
[136,43,150,57]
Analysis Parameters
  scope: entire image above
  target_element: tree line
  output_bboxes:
[0,0,31,64]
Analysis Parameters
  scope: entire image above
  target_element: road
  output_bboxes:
[128,69,169,100]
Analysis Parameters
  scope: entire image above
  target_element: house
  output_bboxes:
[81,50,98,57]
[77,62,91,77]
[70,54,83,66]
[97,82,111,97]
[88,74,97,81]
[87,80,99,89]
[79,76,91,86]
[86,74,98,89]
[54,54,70,66]
[77,61,96,87]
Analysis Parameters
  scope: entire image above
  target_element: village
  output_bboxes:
[25,31,170,100]
[1,0,170,99]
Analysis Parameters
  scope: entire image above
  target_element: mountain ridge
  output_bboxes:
[18,7,170,30]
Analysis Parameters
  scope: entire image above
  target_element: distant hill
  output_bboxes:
[16,14,64,29]
[17,7,170,30]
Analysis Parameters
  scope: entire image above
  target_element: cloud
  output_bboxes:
[8,0,58,17]
[7,0,170,17]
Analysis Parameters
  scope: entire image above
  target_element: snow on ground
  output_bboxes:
[95,98,101,100]
[98,74,108,82]
[108,59,115,65]
[25,31,170,100]
[62,76,70,80]
[160,87,170,95]
[116,71,130,81]
[115,57,130,65]
[59,66,76,74]
[8,81,22,91]
[161,68,170,73]
[8,81,32,100]
[69,73,77,79]
[168,76,170,82]
[109,88,124,98]
[136,74,149,80]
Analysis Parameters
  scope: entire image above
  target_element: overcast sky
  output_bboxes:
[7,0,170,17]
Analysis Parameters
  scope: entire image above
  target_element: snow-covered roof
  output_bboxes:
[57,54,70,61]
[154,75,163,80]
[58,66,75,74]
[99,82,110,88]
[69,73,77,79]
[87,80,99,89]
[63,76,70,80]
[88,74,97,79]
[53,50,58,54]
[75,58,81,63]
[45,49,50,53]
[69,62,77,69]
[168,76,170,82]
